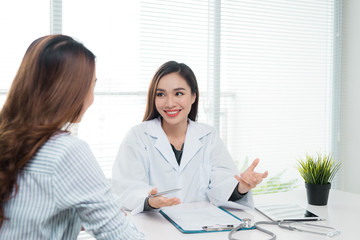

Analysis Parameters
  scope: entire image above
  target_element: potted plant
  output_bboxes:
[296,153,341,205]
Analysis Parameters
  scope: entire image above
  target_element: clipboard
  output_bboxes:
[159,201,253,234]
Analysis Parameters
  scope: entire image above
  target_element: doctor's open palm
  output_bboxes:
[148,188,181,209]
[235,158,268,194]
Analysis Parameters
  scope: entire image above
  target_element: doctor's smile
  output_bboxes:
[164,109,181,117]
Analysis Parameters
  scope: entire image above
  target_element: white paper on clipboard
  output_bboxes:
[160,201,242,232]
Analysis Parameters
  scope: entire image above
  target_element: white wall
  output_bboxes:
[339,0,360,194]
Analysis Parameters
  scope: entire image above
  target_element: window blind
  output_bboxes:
[217,0,337,193]
[68,0,338,194]
[0,1,340,239]
[1,0,338,201]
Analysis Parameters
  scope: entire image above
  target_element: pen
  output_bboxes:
[202,224,234,231]
[149,188,182,198]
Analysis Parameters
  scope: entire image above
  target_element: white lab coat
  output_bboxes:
[112,117,254,214]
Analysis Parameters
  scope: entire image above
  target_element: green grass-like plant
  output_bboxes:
[296,153,341,185]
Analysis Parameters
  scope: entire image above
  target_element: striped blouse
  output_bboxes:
[1,133,145,240]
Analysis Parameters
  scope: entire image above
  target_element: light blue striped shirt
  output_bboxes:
[1,133,145,240]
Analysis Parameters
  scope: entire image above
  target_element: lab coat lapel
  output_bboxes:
[148,118,179,171]
[179,121,208,172]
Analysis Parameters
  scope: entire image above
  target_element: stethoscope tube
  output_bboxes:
[228,218,277,240]
[228,219,340,240]
[254,221,277,239]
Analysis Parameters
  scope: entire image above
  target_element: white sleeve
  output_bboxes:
[112,129,152,214]
[206,131,254,210]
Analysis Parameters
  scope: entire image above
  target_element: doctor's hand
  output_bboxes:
[147,188,181,209]
[235,158,268,194]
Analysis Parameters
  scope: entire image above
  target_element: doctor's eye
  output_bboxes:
[156,92,165,97]
[175,91,184,96]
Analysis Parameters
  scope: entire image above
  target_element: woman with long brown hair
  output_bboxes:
[0,35,144,239]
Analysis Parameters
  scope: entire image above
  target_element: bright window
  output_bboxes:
[1,0,339,194]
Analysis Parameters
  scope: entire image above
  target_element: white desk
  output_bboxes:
[130,189,359,240]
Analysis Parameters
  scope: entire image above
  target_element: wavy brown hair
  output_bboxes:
[143,61,199,122]
[0,35,95,228]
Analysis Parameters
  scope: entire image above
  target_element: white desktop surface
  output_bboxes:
[130,189,359,240]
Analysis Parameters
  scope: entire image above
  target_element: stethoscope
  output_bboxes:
[228,218,341,240]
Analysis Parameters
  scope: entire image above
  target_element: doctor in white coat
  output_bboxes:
[112,61,268,214]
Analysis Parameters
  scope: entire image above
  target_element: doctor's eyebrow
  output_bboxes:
[156,87,186,92]
[173,87,186,91]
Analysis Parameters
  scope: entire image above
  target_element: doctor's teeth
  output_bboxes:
[168,111,177,114]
